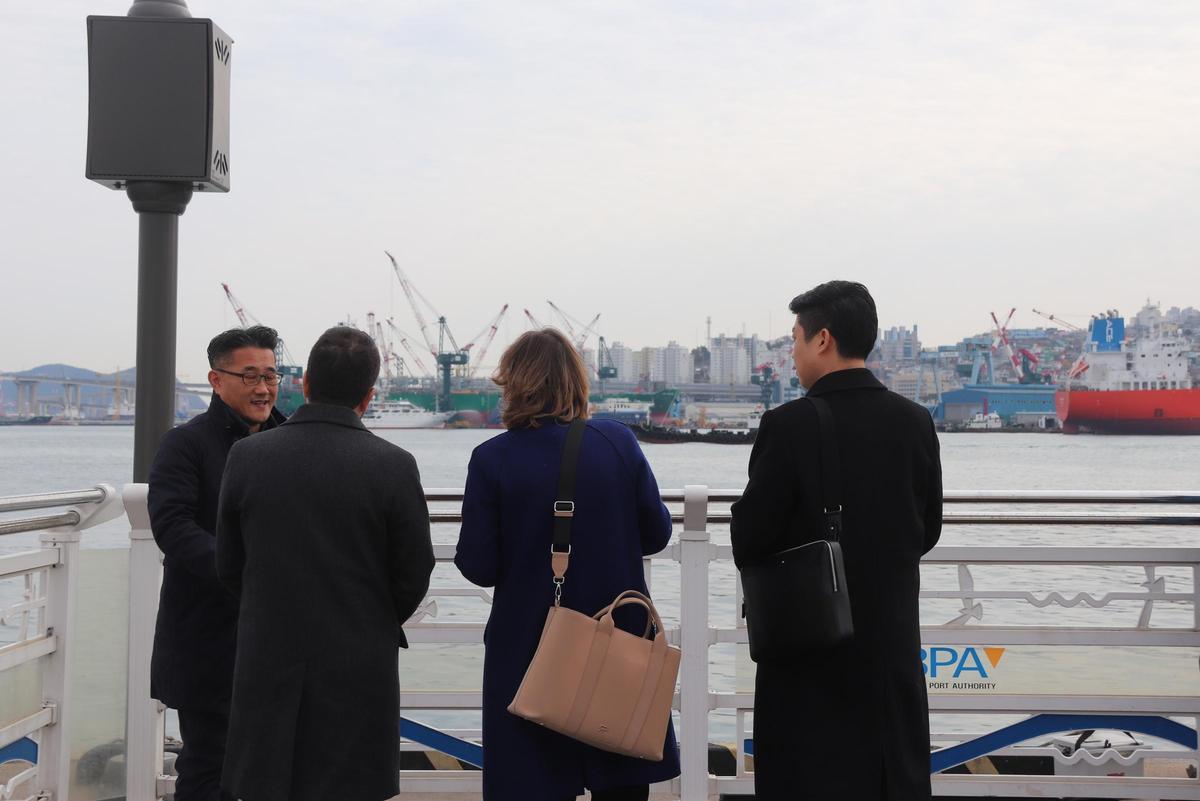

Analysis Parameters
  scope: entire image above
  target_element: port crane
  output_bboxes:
[989,309,1051,384]
[463,304,510,379]
[546,301,602,350]
[523,309,544,329]
[595,337,619,393]
[384,318,433,378]
[384,251,507,409]
[1032,308,1091,380]
[1031,308,1085,332]
[220,282,299,369]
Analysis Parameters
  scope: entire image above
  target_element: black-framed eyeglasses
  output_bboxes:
[215,368,282,386]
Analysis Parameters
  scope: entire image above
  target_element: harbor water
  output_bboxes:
[1,426,1198,771]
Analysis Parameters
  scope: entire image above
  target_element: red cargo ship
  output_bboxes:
[1055,307,1200,434]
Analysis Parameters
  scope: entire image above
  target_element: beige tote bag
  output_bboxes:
[509,589,681,760]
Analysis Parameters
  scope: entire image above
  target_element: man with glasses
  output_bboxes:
[147,325,286,801]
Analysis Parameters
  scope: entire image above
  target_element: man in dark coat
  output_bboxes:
[147,325,286,801]
[216,326,435,801]
[145,326,283,801]
[730,281,943,801]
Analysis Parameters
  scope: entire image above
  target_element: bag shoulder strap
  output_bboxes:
[551,419,587,599]
[805,395,843,542]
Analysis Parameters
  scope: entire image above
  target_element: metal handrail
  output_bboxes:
[424,489,1200,526]
[0,487,109,514]
[0,511,81,537]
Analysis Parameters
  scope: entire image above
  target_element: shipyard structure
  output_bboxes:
[4,301,1197,434]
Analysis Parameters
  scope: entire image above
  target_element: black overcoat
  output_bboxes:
[215,403,435,801]
[730,368,942,801]
[147,393,285,708]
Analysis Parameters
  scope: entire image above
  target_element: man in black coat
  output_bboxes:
[730,281,943,800]
[147,325,287,801]
[216,326,435,801]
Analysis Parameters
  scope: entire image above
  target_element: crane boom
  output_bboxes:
[467,304,509,379]
[1031,308,1085,332]
[574,313,601,349]
[221,283,253,327]
[221,282,297,365]
[524,309,543,329]
[990,309,1023,378]
[385,251,439,357]
[385,318,433,377]
[546,300,578,341]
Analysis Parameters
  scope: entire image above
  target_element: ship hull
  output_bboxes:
[363,415,449,430]
[1055,388,1200,435]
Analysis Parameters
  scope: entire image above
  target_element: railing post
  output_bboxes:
[34,527,80,800]
[679,485,710,801]
[123,483,166,801]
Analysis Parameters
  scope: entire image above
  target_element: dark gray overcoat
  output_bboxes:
[730,368,942,801]
[216,402,435,801]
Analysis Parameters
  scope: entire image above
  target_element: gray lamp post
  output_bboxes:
[86,0,233,481]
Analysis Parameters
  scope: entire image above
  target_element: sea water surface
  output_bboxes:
[1,425,1198,789]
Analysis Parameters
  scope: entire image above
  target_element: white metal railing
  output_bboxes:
[0,485,123,801]
[5,485,1199,800]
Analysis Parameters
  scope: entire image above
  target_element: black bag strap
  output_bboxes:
[550,419,587,603]
[806,396,843,542]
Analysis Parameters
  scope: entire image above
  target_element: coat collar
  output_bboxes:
[207,392,286,436]
[281,402,367,431]
[804,367,886,397]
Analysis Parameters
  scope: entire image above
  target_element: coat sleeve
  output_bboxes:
[148,427,218,580]
[923,417,943,554]
[632,438,673,556]
[454,449,501,587]
[730,409,798,569]
[215,442,246,600]
[389,453,435,627]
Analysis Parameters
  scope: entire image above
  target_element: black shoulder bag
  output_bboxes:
[740,395,854,664]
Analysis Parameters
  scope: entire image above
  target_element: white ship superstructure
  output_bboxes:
[362,400,451,429]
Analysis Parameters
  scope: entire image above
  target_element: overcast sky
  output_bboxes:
[2,1,1198,380]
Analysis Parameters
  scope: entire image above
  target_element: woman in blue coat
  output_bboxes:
[455,328,680,801]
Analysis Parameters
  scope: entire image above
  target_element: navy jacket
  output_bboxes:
[147,393,285,707]
[455,419,680,801]
[730,368,943,801]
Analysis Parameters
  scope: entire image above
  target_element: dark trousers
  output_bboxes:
[175,704,229,801]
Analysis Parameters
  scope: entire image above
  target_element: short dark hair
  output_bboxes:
[305,326,380,408]
[207,325,279,368]
[789,281,878,360]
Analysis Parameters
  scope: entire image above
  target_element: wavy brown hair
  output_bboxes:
[493,328,590,429]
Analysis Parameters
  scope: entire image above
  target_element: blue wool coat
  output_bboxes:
[455,419,680,801]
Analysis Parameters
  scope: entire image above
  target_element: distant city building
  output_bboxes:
[607,342,635,382]
[1167,306,1200,331]
[660,341,691,386]
[879,326,920,364]
[710,334,752,384]
[888,370,920,401]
